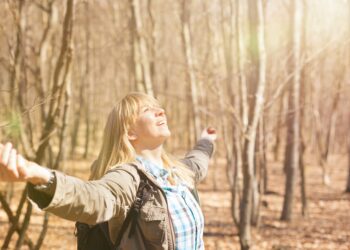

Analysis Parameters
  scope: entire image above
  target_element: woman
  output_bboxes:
[0,92,216,250]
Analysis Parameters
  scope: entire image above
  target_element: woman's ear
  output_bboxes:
[128,130,137,141]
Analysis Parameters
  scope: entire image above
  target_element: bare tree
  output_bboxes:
[346,0,350,193]
[180,0,201,140]
[299,0,308,217]
[239,0,267,248]
[281,0,302,221]
[1,0,75,248]
[130,0,154,96]
[346,132,350,192]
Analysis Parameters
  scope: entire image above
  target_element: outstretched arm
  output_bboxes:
[0,142,138,225]
[180,127,217,183]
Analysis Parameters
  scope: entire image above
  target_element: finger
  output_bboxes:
[8,149,19,178]
[1,143,12,166]
[0,144,3,163]
[17,154,28,179]
[207,127,216,134]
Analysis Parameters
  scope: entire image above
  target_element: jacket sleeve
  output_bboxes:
[27,166,139,225]
[180,138,214,183]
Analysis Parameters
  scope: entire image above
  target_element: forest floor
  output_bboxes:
[0,154,349,249]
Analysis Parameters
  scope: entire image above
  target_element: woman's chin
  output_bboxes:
[160,127,171,138]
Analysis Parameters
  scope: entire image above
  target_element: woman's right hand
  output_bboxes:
[200,127,217,142]
[0,143,51,184]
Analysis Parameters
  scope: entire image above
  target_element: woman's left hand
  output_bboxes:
[200,127,217,142]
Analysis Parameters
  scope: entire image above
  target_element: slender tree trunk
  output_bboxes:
[35,0,75,163]
[70,82,83,157]
[281,0,302,221]
[346,0,350,193]
[346,133,350,192]
[131,0,154,96]
[299,0,308,217]
[146,0,157,95]
[273,93,286,161]
[33,213,50,250]
[83,88,91,159]
[0,192,33,249]
[231,0,245,228]
[258,116,268,194]
[299,139,308,216]
[2,187,28,249]
[9,0,25,109]
[54,66,72,170]
[314,78,342,185]
[240,0,266,248]
[210,0,233,188]
[15,202,32,249]
[181,0,201,140]
[129,1,143,93]
[251,118,263,226]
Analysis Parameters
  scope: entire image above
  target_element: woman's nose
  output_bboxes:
[154,107,165,116]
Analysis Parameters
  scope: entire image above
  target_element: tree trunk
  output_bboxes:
[9,0,25,109]
[0,192,33,249]
[230,0,245,228]
[1,186,29,249]
[258,116,268,194]
[146,0,157,94]
[181,0,201,140]
[33,213,50,250]
[70,81,83,157]
[273,93,286,161]
[346,0,350,193]
[240,0,266,248]
[54,66,72,170]
[231,135,242,227]
[15,201,32,249]
[299,0,308,217]
[130,2,143,93]
[314,77,342,186]
[346,133,350,192]
[35,0,75,163]
[83,87,91,159]
[281,0,302,222]
[131,0,154,96]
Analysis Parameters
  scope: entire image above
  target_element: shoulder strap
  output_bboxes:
[98,221,115,249]
[190,187,200,204]
[113,166,155,248]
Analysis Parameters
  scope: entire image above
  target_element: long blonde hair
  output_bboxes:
[89,92,194,188]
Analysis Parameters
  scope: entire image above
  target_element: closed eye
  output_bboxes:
[141,106,150,113]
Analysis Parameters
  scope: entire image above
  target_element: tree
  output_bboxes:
[1,0,75,248]
[239,0,267,248]
[281,0,302,221]
[346,0,350,193]
[130,0,154,96]
[180,0,202,141]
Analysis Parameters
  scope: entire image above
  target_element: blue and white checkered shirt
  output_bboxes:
[136,157,205,250]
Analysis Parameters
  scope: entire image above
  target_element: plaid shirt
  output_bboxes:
[136,157,205,250]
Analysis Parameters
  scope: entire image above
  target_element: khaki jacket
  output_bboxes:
[28,139,214,250]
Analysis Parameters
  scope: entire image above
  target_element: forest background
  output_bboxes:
[0,0,349,249]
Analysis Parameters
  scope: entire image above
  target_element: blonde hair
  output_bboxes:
[89,92,194,188]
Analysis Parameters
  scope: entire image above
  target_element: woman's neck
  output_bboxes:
[135,145,163,167]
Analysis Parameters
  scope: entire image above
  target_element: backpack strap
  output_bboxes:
[99,222,115,249]
[113,167,155,248]
[190,187,200,204]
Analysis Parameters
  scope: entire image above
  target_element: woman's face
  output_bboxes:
[129,104,171,148]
